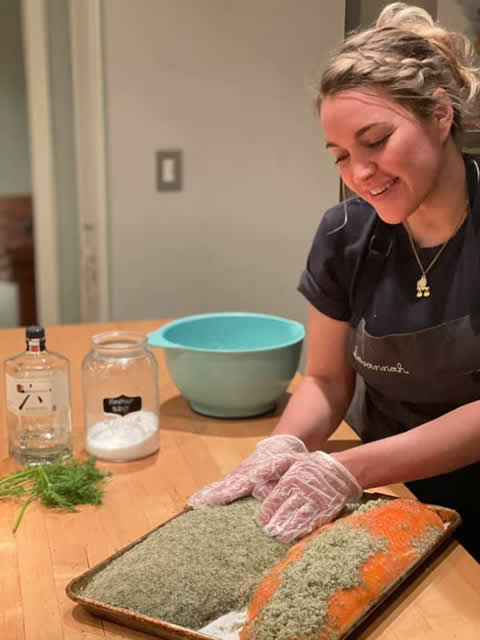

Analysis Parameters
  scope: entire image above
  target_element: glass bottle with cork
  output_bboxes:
[5,325,73,466]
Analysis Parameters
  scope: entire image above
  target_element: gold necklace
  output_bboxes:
[405,200,469,299]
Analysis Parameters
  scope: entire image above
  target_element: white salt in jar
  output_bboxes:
[82,332,160,461]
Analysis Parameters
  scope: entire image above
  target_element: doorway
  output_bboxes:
[0,0,37,327]
[20,0,105,327]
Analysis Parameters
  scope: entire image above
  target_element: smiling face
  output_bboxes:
[320,88,452,225]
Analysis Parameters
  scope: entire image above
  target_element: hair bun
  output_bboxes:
[376,2,435,32]
[376,2,480,108]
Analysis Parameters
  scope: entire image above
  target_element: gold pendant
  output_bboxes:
[416,275,430,298]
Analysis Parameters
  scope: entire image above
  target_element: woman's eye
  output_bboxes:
[367,133,391,148]
[334,154,348,165]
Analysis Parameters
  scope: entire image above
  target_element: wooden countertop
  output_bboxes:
[1,320,479,639]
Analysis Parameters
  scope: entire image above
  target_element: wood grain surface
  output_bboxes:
[0,320,479,640]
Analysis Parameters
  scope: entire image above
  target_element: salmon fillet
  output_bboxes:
[240,498,444,640]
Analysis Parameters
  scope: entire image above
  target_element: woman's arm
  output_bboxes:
[334,401,480,489]
[187,305,355,509]
[273,305,355,450]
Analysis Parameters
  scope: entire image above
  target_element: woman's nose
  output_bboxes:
[352,160,376,184]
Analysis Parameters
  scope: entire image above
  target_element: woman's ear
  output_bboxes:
[432,87,454,142]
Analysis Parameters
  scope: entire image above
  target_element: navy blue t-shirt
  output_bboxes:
[298,155,480,336]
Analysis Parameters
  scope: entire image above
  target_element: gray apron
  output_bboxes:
[346,158,480,560]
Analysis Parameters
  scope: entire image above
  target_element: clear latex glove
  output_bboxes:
[187,435,307,509]
[256,451,362,544]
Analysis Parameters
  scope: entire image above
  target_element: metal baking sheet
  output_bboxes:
[66,493,462,640]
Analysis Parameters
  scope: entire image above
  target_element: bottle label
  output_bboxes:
[6,372,69,414]
[103,395,142,416]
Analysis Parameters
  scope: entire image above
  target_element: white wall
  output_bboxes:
[0,0,31,195]
[102,0,345,325]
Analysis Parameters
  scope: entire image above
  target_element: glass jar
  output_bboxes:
[82,331,160,462]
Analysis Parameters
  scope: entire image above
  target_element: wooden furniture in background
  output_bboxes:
[0,320,479,639]
[0,195,37,326]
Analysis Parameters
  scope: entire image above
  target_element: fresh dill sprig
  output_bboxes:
[0,456,111,532]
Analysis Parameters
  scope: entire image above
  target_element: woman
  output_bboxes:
[189,3,480,561]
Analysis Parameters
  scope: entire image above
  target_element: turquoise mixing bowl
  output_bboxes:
[148,312,305,418]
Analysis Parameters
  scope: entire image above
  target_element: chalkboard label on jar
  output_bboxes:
[103,395,142,416]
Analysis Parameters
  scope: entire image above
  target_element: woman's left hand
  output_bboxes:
[255,451,363,543]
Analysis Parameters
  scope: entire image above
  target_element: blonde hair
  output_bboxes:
[318,2,480,139]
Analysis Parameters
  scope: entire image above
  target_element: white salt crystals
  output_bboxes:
[86,410,160,461]
[82,331,161,462]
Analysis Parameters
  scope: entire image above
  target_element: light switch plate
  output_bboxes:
[156,150,183,191]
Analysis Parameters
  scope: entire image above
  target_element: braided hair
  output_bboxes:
[317,2,480,141]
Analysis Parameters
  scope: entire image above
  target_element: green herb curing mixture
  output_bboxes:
[79,498,289,629]
[249,524,387,640]
[244,498,445,640]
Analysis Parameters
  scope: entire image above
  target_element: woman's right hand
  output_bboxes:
[187,435,307,508]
